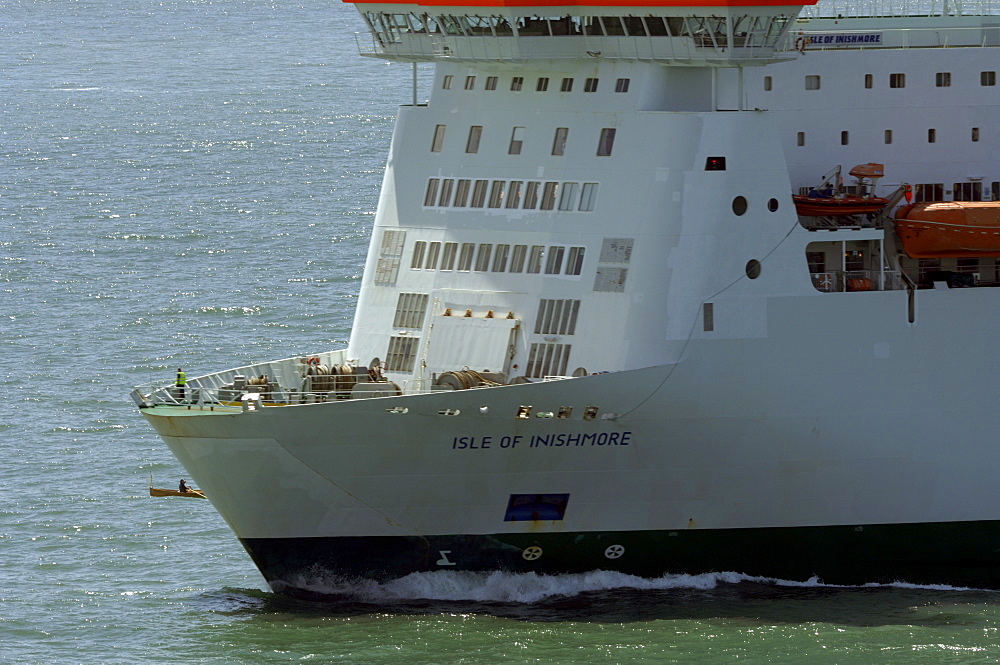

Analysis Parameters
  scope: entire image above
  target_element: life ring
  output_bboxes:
[306,356,320,366]
[794,36,807,53]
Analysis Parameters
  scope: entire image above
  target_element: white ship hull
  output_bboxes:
[143,286,1000,587]
[136,1,1000,590]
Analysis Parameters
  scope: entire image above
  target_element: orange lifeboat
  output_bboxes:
[894,201,1000,258]
[793,194,889,217]
[793,163,889,217]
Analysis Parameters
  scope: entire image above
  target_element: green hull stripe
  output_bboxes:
[241,520,1000,589]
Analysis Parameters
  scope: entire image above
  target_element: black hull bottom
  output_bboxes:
[241,520,1000,591]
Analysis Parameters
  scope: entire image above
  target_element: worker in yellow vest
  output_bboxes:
[176,368,186,401]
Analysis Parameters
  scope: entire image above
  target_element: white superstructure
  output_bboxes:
[134,0,1000,590]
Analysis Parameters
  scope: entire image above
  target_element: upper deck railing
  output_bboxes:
[353,11,799,63]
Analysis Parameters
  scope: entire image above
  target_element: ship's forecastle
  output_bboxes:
[134,0,1000,592]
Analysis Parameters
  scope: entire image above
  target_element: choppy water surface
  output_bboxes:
[4,0,1000,662]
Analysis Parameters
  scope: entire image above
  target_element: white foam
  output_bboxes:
[276,570,999,602]
[281,569,772,603]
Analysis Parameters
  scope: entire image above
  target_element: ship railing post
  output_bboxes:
[738,65,745,111]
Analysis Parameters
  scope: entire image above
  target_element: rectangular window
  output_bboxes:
[561,77,573,92]
[763,76,772,91]
[506,181,523,209]
[645,16,668,36]
[510,245,527,272]
[393,293,429,329]
[526,342,570,378]
[566,246,585,275]
[884,129,892,144]
[485,76,498,90]
[474,244,492,272]
[534,299,580,335]
[457,243,475,271]
[806,251,825,275]
[425,242,441,269]
[411,241,426,269]
[928,128,936,143]
[438,179,454,206]
[936,72,951,87]
[615,78,630,93]
[466,126,482,153]
[841,130,849,146]
[523,181,540,209]
[558,182,579,211]
[454,179,471,207]
[890,73,906,88]
[527,245,544,273]
[442,75,453,90]
[797,131,805,147]
[492,244,510,272]
[471,180,488,207]
[982,71,997,86]
[385,336,418,372]
[579,183,598,211]
[424,179,440,206]
[464,75,476,90]
[488,180,506,208]
[545,246,565,274]
[703,303,714,332]
[597,128,616,156]
[864,73,873,89]
[511,76,523,91]
[584,77,599,92]
[972,127,980,142]
[601,16,625,35]
[915,183,944,202]
[540,182,558,210]
[552,127,568,156]
[431,124,446,152]
[440,242,457,270]
[954,182,982,201]
[805,75,820,90]
[536,77,549,92]
[509,126,524,155]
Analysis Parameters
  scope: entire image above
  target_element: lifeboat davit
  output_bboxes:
[793,194,890,217]
[895,201,1000,258]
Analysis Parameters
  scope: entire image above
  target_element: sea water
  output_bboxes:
[4,0,1000,662]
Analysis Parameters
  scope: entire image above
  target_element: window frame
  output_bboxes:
[430,124,446,152]
[465,125,483,153]
[552,127,568,156]
[597,128,616,156]
[509,126,524,155]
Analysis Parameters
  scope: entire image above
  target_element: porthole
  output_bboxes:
[732,196,748,216]
[745,259,762,279]
[768,198,779,212]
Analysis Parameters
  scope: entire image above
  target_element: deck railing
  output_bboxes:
[811,269,905,292]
